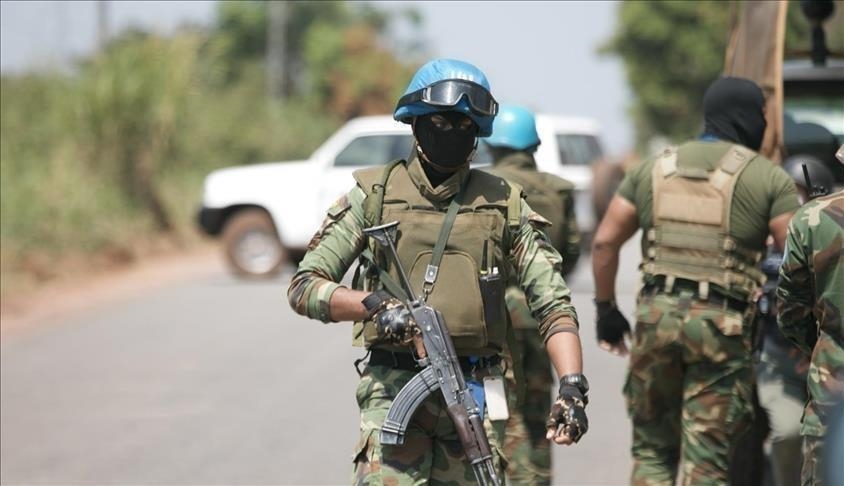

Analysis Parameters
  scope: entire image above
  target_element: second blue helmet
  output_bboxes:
[484,104,541,151]
[393,58,498,137]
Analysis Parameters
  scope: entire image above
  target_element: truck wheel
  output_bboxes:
[221,209,285,278]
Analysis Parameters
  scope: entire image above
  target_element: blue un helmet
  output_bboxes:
[394,59,498,137]
[484,104,541,151]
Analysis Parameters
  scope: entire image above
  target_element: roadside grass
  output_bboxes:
[0,47,339,300]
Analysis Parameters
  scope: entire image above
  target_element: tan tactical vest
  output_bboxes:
[644,144,766,300]
[352,161,522,355]
[488,166,573,254]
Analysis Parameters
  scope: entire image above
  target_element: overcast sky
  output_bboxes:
[0,0,632,154]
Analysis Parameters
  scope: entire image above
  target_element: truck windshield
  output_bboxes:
[784,96,844,142]
[334,135,414,167]
[556,134,602,166]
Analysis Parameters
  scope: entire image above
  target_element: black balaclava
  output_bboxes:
[413,112,477,186]
[702,77,767,151]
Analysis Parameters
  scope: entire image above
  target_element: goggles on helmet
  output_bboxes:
[397,79,499,117]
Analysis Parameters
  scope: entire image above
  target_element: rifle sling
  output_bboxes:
[423,174,471,300]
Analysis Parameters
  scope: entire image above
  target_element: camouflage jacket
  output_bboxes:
[777,190,844,436]
[288,156,579,343]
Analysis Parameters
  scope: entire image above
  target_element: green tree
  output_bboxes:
[602,1,819,149]
[76,30,200,231]
[204,1,423,104]
[303,22,417,119]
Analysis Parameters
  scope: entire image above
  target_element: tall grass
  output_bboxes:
[0,32,339,297]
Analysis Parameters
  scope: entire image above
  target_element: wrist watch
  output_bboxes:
[560,373,590,395]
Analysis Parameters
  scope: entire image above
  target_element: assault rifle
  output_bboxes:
[362,221,501,486]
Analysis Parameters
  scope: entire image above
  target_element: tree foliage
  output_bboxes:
[76,30,200,231]
[204,1,423,106]
[1,1,426,292]
[303,22,416,118]
[602,1,821,149]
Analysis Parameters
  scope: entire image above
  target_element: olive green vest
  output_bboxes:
[352,161,522,355]
[487,164,573,254]
[644,144,767,300]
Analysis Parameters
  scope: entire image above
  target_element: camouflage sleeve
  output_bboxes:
[287,186,368,323]
[509,199,579,341]
[776,215,816,355]
[560,189,581,276]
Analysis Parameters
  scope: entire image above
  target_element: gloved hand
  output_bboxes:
[362,290,419,345]
[546,374,589,444]
[595,299,631,345]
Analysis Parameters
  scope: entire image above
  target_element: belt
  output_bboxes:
[641,278,750,313]
[368,348,501,373]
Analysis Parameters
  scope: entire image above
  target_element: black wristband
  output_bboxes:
[559,373,590,396]
[362,289,392,317]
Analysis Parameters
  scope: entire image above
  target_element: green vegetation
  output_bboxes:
[602,0,842,150]
[0,2,423,297]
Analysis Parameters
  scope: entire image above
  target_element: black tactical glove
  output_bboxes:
[362,290,419,346]
[595,299,631,345]
[546,374,589,443]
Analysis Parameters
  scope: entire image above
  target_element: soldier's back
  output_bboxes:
[486,152,576,255]
[618,139,798,253]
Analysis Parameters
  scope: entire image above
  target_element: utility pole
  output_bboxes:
[97,0,110,53]
[266,1,288,100]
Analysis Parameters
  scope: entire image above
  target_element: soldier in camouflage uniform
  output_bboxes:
[776,149,844,486]
[288,59,589,484]
[590,77,800,485]
[482,104,580,485]
[731,157,837,486]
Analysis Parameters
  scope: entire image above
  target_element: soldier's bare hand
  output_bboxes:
[545,425,575,445]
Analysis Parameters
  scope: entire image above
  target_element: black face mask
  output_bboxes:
[413,112,478,172]
[702,77,767,151]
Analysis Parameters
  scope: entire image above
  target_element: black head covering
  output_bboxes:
[702,77,767,151]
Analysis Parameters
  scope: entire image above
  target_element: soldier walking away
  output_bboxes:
[288,59,589,484]
[776,145,844,486]
[590,76,800,485]
[483,104,581,485]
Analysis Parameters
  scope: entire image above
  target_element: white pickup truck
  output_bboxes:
[198,114,605,277]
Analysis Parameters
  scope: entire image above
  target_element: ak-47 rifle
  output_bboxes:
[362,221,501,486]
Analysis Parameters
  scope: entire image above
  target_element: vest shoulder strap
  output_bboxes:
[506,180,524,227]
[465,169,523,227]
[720,145,756,174]
[711,144,757,191]
[657,147,679,177]
[354,159,404,227]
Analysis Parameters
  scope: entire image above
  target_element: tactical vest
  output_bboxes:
[644,144,766,300]
[487,165,573,254]
[352,161,522,355]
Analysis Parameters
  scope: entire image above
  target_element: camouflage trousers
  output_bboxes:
[625,291,754,486]
[502,287,553,485]
[801,434,826,486]
[800,336,844,486]
[352,363,507,485]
